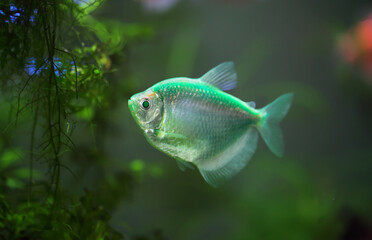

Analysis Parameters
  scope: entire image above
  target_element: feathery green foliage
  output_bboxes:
[0,0,155,239]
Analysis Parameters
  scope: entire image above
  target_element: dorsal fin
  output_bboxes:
[200,62,237,91]
[246,101,256,108]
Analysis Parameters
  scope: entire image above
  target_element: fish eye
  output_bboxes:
[141,99,151,110]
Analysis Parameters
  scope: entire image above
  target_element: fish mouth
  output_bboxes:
[128,99,136,113]
[128,98,139,120]
[128,98,144,130]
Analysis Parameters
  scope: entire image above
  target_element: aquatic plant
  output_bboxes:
[0,0,155,238]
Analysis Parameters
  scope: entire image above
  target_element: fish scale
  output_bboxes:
[157,81,251,159]
[128,62,293,187]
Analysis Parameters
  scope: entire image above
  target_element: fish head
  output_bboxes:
[128,88,164,131]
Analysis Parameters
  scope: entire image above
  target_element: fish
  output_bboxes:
[128,62,293,187]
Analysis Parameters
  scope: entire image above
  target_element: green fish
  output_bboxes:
[128,62,293,187]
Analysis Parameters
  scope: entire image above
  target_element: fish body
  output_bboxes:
[128,62,293,187]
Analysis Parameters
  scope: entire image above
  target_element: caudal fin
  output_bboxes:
[257,93,293,157]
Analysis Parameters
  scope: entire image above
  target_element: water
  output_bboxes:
[1,0,371,239]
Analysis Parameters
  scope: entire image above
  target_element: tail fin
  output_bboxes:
[257,93,293,157]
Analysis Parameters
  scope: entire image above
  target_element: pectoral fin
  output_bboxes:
[145,129,199,169]
[153,130,187,141]
[177,160,195,171]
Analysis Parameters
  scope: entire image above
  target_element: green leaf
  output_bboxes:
[130,159,145,172]
[78,0,104,15]
[6,178,24,189]
[0,148,23,170]
[11,168,43,180]
[76,107,94,120]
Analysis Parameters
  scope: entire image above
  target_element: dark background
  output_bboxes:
[1,0,372,239]
[98,0,372,239]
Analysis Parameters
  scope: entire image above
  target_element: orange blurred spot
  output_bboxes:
[356,16,372,52]
[339,33,358,63]
[338,13,372,84]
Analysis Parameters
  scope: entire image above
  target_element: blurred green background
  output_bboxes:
[1,0,372,239]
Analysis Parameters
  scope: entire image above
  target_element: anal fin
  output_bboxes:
[197,128,259,187]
